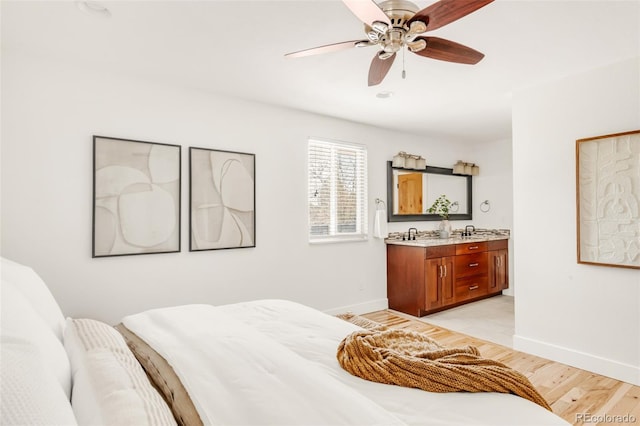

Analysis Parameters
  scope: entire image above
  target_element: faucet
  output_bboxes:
[462,225,475,237]
[408,227,418,241]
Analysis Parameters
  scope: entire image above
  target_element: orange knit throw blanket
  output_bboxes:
[336,318,551,411]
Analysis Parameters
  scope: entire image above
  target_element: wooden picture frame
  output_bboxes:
[93,136,181,257]
[189,147,255,251]
[576,130,640,269]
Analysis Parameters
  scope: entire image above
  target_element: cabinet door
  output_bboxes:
[425,256,454,310]
[498,249,509,290]
[441,256,455,305]
[488,249,508,293]
[424,258,442,310]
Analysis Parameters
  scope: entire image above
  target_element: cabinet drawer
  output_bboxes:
[425,245,455,259]
[455,276,488,301]
[487,239,508,250]
[455,241,488,255]
[454,252,488,278]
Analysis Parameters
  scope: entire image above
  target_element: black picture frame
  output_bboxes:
[92,135,181,257]
[189,147,255,251]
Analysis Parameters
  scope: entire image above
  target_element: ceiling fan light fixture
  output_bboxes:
[407,20,427,35]
[407,39,427,52]
[370,21,389,34]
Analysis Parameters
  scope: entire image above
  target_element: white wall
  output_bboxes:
[470,138,514,296]
[512,57,640,385]
[2,52,512,324]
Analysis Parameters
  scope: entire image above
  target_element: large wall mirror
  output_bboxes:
[386,162,472,222]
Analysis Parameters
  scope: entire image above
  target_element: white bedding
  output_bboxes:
[123,299,569,426]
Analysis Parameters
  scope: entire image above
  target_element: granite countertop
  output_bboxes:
[385,229,510,247]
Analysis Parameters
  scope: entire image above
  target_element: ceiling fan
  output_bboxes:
[285,0,494,86]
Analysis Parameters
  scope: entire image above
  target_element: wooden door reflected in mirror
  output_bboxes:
[398,173,423,214]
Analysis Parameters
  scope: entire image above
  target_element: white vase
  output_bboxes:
[439,219,451,239]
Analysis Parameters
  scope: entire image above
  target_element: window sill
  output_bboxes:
[309,236,369,245]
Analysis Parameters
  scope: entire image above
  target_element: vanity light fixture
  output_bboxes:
[453,160,479,176]
[76,1,111,18]
[392,151,426,169]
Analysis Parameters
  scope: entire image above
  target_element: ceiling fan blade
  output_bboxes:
[368,52,396,86]
[342,0,391,26]
[411,37,484,64]
[408,0,494,32]
[285,40,370,58]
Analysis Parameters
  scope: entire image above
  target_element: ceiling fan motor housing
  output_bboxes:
[365,0,426,54]
[379,0,419,26]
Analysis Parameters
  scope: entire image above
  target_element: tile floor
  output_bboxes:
[415,295,515,347]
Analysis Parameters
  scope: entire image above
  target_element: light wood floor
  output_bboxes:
[362,310,640,426]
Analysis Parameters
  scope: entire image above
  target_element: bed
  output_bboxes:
[0,257,569,425]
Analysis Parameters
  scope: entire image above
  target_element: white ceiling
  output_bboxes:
[2,0,639,143]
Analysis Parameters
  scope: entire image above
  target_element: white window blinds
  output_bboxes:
[308,138,368,242]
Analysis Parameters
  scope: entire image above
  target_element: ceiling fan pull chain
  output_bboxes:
[402,47,406,79]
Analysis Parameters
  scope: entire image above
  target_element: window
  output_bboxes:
[308,138,368,243]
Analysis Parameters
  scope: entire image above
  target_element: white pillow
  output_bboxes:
[64,318,177,426]
[1,336,77,426]
[0,280,72,398]
[0,257,65,340]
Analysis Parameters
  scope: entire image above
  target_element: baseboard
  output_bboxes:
[513,334,640,386]
[323,298,388,316]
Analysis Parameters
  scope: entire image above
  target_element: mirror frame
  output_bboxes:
[386,161,472,222]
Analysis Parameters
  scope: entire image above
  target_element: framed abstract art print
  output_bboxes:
[93,136,181,257]
[189,147,255,251]
[576,130,639,269]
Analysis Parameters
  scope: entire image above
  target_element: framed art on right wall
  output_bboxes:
[576,129,640,269]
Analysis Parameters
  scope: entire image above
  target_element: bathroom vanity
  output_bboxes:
[386,234,509,317]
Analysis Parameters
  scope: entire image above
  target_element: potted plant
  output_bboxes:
[428,194,452,238]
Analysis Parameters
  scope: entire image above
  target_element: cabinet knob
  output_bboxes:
[469,263,479,267]
[468,246,479,250]
[469,285,479,290]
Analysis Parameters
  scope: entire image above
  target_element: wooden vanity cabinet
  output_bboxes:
[386,244,455,317]
[387,239,509,317]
